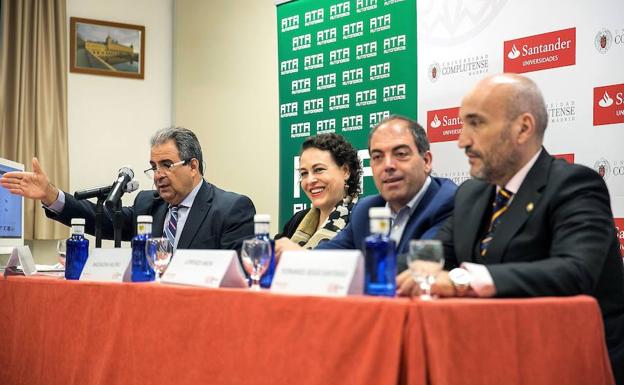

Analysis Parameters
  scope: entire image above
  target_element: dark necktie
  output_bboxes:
[165,205,179,247]
[479,188,513,257]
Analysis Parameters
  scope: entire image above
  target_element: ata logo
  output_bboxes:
[281,15,299,32]
[290,122,311,138]
[382,84,406,102]
[342,68,363,85]
[342,115,363,132]
[594,158,611,179]
[329,94,350,110]
[317,119,336,133]
[595,28,612,54]
[370,14,391,33]
[304,9,324,26]
[369,111,390,128]
[317,28,337,45]
[383,35,406,54]
[356,89,377,106]
[356,42,377,60]
[356,0,377,13]
[330,2,350,20]
[292,34,311,51]
[330,48,350,65]
[343,21,364,39]
[370,62,390,80]
[317,73,336,90]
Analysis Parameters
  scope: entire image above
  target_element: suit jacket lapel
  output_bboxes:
[484,150,551,264]
[151,198,168,237]
[460,184,494,263]
[396,178,440,254]
[177,181,214,249]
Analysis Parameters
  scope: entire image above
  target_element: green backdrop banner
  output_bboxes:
[276,0,417,228]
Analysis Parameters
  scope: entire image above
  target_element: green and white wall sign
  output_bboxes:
[276,0,417,227]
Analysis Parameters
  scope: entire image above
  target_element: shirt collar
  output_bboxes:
[503,149,542,194]
[171,179,202,209]
[386,176,432,216]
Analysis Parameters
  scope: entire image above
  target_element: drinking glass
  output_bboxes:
[240,238,271,291]
[56,240,66,267]
[407,240,445,300]
[145,238,174,282]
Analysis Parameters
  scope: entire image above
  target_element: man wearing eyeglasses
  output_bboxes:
[0,127,256,251]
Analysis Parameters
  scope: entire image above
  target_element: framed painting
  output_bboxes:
[70,17,145,79]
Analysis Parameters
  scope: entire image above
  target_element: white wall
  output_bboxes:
[31,0,173,262]
[173,0,280,234]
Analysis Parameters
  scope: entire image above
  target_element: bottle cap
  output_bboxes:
[254,214,271,223]
[71,218,86,225]
[369,207,391,219]
[137,215,153,223]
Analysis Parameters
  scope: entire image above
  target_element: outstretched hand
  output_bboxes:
[0,157,59,205]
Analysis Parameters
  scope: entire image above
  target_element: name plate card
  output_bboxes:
[271,250,364,297]
[160,249,248,288]
[4,246,37,276]
[80,248,132,282]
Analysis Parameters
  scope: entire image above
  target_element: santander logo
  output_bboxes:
[430,114,441,128]
[427,107,462,143]
[594,83,624,126]
[504,27,576,73]
[598,92,614,108]
[507,45,520,59]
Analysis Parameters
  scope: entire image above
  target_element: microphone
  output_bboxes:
[104,166,135,209]
[74,179,139,201]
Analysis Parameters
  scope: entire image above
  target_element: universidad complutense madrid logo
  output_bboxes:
[594,83,624,126]
[504,27,576,73]
[427,107,462,143]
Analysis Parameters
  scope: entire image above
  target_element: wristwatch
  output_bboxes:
[449,268,473,296]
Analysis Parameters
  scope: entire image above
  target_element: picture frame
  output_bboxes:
[69,17,145,79]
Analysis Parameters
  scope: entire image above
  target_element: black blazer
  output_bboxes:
[437,149,624,382]
[46,180,256,251]
[275,208,310,239]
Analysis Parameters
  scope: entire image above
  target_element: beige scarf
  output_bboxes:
[290,196,356,249]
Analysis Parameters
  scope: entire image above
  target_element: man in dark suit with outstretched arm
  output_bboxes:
[423,73,624,384]
[0,127,255,251]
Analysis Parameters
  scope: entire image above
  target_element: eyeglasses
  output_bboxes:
[144,159,190,178]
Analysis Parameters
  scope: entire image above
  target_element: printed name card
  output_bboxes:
[4,246,37,276]
[271,250,364,297]
[80,248,132,282]
[160,249,248,288]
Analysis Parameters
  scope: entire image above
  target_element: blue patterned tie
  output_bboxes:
[480,188,513,257]
[165,205,179,247]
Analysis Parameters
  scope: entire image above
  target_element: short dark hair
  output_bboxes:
[150,127,204,175]
[368,115,430,156]
[301,133,362,198]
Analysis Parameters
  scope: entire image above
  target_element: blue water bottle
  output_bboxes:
[65,218,89,280]
[363,207,397,296]
[131,215,155,282]
[255,214,276,288]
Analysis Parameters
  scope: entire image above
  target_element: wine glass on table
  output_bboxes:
[240,238,271,291]
[145,238,174,282]
[407,240,445,300]
[56,240,66,267]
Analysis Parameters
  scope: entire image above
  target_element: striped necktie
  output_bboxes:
[479,187,513,257]
[165,205,179,248]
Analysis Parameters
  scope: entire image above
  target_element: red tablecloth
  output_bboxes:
[0,276,614,385]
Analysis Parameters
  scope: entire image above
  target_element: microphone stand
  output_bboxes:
[94,195,105,248]
[112,199,123,248]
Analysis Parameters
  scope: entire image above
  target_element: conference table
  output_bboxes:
[0,276,615,385]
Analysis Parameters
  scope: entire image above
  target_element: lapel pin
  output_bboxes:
[526,202,534,212]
